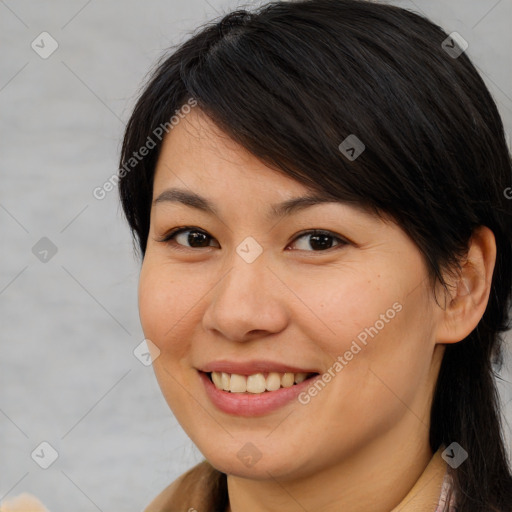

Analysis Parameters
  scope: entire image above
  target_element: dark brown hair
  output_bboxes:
[119,1,512,510]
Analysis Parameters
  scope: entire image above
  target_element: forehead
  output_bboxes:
[151,106,390,230]
[153,107,313,196]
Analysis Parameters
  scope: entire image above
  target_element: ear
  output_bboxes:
[434,226,496,344]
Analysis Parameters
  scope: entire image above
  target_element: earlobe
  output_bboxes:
[434,226,496,344]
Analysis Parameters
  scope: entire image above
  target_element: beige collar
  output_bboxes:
[145,446,450,512]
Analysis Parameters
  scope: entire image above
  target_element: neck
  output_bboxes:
[226,416,435,512]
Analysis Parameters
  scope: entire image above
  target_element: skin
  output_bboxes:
[138,106,496,512]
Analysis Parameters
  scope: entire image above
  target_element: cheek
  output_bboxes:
[138,259,218,364]
[138,261,200,412]
[138,261,191,355]
[138,263,168,342]
[333,283,434,423]
[299,260,434,400]
[296,266,400,352]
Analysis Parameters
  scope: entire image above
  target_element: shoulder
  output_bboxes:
[144,472,188,512]
[144,460,226,512]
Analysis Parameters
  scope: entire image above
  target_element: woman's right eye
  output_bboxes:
[158,227,219,251]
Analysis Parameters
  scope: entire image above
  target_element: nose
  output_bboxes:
[201,255,289,343]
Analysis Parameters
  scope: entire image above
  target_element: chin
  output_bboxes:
[195,438,311,481]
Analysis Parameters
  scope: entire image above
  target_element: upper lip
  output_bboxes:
[198,360,319,375]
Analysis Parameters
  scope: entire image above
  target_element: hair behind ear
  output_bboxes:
[430,326,512,512]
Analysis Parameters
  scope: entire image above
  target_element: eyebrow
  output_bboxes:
[152,187,343,221]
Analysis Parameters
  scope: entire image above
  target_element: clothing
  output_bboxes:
[388,446,457,511]
[145,445,457,511]
[435,472,457,512]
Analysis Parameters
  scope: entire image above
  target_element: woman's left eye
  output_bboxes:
[158,227,348,252]
[290,230,347,251]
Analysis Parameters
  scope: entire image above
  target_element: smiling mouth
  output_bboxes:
[204,370,319,394]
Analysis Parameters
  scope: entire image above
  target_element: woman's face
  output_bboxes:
[138,107,444,479]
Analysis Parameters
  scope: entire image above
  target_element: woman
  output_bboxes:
[118,0,512,510]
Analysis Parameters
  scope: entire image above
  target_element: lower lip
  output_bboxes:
[199,371,321,416]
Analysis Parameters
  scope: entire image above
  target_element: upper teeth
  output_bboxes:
[210,371,312,393]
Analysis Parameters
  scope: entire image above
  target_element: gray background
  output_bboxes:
[1,0,511,510]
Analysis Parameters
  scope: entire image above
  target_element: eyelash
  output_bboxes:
[156,226,349,253]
